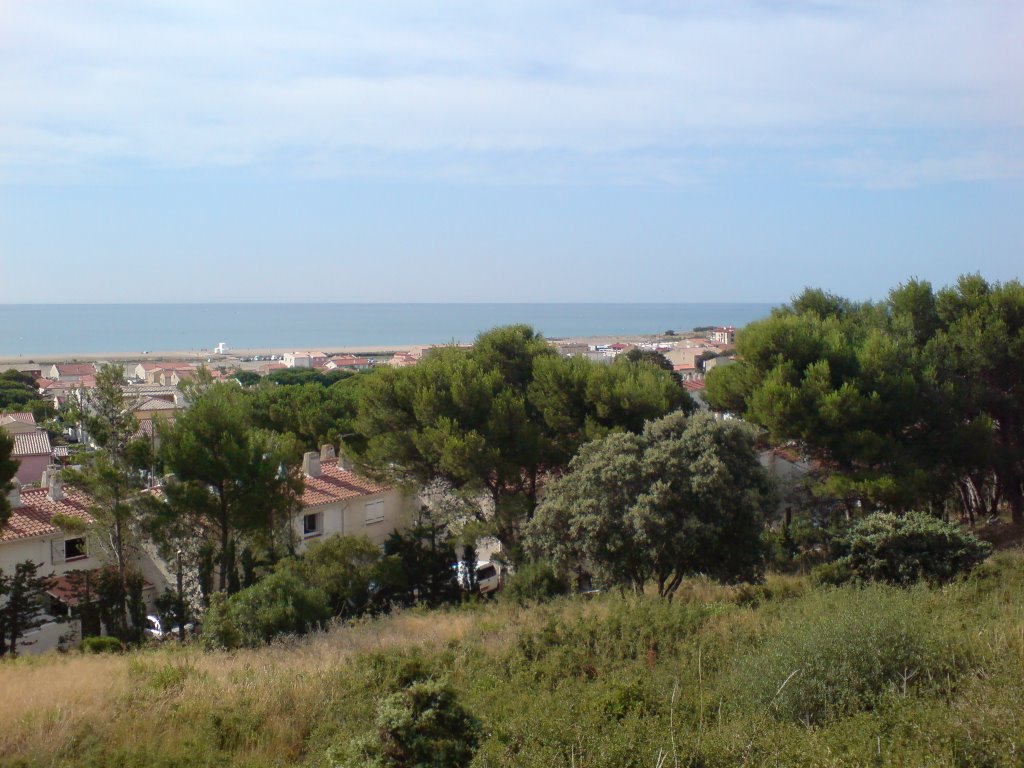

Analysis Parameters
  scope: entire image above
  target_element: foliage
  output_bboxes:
[277,535,383,617]
[338,680,481,768]
[0,430,15,528]
[80,635,123,654]
[201,570,331,649]
[705,276,1024,522]
[61,364,152,642]
[0,368,42,411]
[724,585,969,725]
[0,561,53,657]
[248,376,364,454]
[356,324,690,561]
[831,511,992,585]
[156,383,304,593]
[527,411,774,595]
[7,548,1024,767]
[501,560,570,604]
[374,525,461,610]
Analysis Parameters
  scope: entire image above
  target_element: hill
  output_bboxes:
[3,551,1024,767]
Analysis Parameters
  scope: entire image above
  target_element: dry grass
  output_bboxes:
[0,604,507,765]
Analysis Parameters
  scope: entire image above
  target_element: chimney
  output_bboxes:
[320,444,336,461]
[7,479,22,509]
[302,451,321,478]
[48,474,64,502]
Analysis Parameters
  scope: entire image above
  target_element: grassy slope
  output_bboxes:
[2,551,1023,768]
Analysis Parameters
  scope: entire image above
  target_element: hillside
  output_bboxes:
[3,551,1024,767]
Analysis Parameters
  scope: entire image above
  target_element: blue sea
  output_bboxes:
[0,303,776,357]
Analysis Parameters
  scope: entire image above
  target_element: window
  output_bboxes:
[365,499,385,525]
[303,512,322,537]
[65,537,87,561]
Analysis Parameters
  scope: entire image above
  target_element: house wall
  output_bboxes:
[294,489,414,551]
[0,534,101,579]
[15,454,49,486]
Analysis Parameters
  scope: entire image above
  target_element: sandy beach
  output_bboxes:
[0,333,687,368]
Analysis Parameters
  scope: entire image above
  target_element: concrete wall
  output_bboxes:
[0,534,101,578]
[15,454,49,486]
[295,489,414,551]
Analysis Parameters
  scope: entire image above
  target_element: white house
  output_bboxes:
[295,447,414,549]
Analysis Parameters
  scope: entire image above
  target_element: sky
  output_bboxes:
[1,0,1021,304]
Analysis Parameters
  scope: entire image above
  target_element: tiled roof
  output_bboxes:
[132,416,175,440]
[136,397,178,412]
[301,459,390,507]
[0,487,94,543]
[0,412,36,425]
[12,430,52,456]
[56,364,96,376]
[683,380,706,392]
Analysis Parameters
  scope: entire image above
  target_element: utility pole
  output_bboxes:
[176,548,185,642]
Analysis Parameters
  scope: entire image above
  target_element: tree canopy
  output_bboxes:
[705,276,1024,522]
[526,411,774,595]
[157,383,304,594]
[354,325,691,560]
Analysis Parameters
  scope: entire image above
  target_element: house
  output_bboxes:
[134,362,163,382]
[0,412,38,435]
[295,446,414,550]
[284,351,327,369]
[323,356,372,371]
[46,363,96,382]
[0,477,100,654]
[10,430,53,485]
[709,327,737,345]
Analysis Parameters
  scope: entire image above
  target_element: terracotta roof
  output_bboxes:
[12,430,52,456]
[301,459,390,507]
[132,416,175,440]
[136,397,178,412]
[1,412,36,425]
[1,486,94,543]
[683,380,706,392]
[55,364,96,376]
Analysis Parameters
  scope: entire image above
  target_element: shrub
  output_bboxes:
[838,511,992,585]
[724,585,970,725]
[336,680,480,768]
[501,561,569,604]
[201,572,331,649]
[80,635,122,654]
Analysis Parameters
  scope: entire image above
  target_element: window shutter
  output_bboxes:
[365,499,385,524]
[51,538,66,564]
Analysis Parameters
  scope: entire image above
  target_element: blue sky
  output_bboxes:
[1,1,1021,303]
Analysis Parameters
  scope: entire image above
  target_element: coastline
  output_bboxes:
[0,333,682,367]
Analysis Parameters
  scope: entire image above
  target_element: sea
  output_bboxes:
[0,303,777,358]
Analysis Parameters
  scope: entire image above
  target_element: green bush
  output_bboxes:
[724,585,970,725]
[837,511,992,585]
[80,635,123,654]
[501,561,569,604]
[336,680,481,768]
[201,572,331,649]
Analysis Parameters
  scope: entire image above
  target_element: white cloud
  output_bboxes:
[1,0,1021,184]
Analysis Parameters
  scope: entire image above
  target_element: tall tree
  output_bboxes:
[705,276,1023,521]
[526,411,774,595]
[158,383,303,593]
[0,430,16,528]
[0,561,53,657]
[62,364,149,640]
[355,325,690,561]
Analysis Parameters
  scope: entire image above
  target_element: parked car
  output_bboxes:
[455,561,506,595]
[143,614,195,640]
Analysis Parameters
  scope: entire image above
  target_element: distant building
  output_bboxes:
[709,327,737,345]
